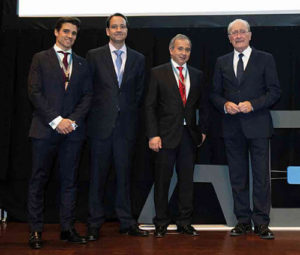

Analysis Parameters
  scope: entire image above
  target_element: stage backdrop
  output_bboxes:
[0,0,299,225]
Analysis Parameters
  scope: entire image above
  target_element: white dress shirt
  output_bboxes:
[49,44,74,130]
[171,59,190,125]
[170,58,190,99]
[233,46,252,76]
[109,43,127,78]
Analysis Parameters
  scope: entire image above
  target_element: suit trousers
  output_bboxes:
[224,127,271,226]
[153,127,196,227]
[88,118,136,230]
[28,135,83,232]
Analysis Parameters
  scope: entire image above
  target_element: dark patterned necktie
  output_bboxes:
[58,51,69,69]
[237,53,244,84]
[58,51,70,89]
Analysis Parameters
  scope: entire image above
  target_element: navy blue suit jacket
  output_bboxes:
[210,48,281,138]
[28,48,93,140]
[86,44,145,140]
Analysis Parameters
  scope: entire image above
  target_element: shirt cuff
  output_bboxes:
[224,105,228,114]
[49,116,63,129]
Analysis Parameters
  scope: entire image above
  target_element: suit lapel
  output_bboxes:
[67,53,80,90]
[186,65,195,106]
[227,52,239,86]
[120,47,134,88]
[166,63,185,107]
[239,48,256,85]
[103,45,119,88]
[48,48,65,87]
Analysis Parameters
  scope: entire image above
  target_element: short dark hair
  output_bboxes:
[106,13,129,28]
[55,17,81,32]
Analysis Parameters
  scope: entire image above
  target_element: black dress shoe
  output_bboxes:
[230,223,252,236]
[60,228,87,244]
[154,225,168,238]
[86,227,99,241]
[254,224,274,239]
[177,225,199,236]
[120,224,149,237]
[29,231,42,249]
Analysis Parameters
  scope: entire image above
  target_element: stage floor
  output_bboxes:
[0,222,300,255]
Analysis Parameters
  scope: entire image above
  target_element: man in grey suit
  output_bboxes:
[210,19,281,239]
[27,17,92,249]
[86,13,148,240]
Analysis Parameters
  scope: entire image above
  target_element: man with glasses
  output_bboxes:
[86,13,148,240]
[210,19,281,239]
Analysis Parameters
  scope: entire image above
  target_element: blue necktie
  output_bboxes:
[237,53,244,84]
[114,50,123,86]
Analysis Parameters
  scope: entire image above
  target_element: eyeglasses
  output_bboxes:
[228,30,249,36]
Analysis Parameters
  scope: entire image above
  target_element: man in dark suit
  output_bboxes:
[27,17,92,249]
[145,34,208,237]
[210,19,281,239]
[86,13,148,240]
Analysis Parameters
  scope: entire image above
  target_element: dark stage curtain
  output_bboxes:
[1,1,300,224]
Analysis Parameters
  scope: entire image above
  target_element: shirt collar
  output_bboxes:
[109,43,127,55]
[54,44,72,54]
[171,58,187,70]
[234,46,252,59]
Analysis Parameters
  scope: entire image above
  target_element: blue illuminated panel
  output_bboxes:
[287,166,300,184]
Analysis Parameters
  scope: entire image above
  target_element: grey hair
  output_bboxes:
[227,19,251,34]
[169,34,192,49]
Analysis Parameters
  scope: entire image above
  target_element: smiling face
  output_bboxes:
[169,38,191,66]
[54,22,78,51]
[106,16,128,46]
[228,20,252,52]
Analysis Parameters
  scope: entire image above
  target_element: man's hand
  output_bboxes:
[202,133,206,143]
[238,101,252,113]
[56,119,75,135]
[225,101,240,115]
[197,133,206,147]
[149,136,162,152]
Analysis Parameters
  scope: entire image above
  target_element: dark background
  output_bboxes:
[1,0,300,225]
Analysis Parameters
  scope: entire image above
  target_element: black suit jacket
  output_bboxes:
[145,62,208,149]
[28,48,93,140]
[210,48,281,138]
[86,44,145,140]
